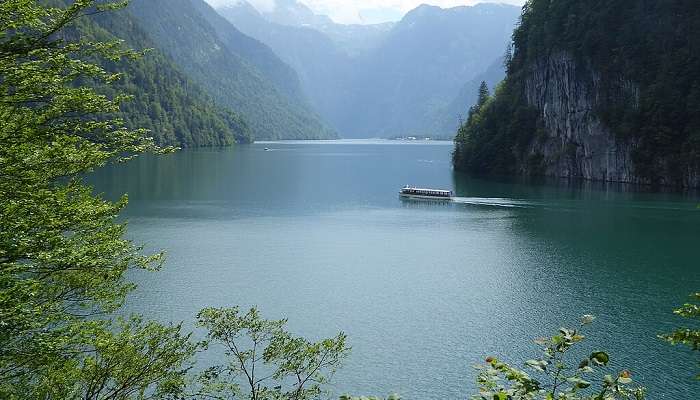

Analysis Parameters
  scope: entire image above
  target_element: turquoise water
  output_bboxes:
[90,140,700,399]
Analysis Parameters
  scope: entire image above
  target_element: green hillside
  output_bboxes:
[126,0,336,140]
[67,6,252,147]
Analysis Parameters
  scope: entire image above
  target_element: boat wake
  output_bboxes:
[451,197,536,208]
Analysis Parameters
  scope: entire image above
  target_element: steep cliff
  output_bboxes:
[454,0,700,188]
[522,52,639,184]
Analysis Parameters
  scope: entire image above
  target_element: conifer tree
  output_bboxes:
[477,81,491,109]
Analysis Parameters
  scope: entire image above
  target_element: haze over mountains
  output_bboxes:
[213,0,521,138]
[81,0,520,143]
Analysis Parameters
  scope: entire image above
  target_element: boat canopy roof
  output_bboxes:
[401,186,452,195]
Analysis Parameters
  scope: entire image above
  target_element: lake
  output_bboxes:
[90,140,700,399]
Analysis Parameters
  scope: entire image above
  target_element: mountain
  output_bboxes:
[125,0,336,140]
[259,0,334,27]
[453,0,700,188]
[215,1,520,138]
[318,22,394,56]
[188,0,304,103]
[337,3,521,138]
[66,6,251,147]
[214,2,355,133]
[214,0,394,129]
[245,0,394,55]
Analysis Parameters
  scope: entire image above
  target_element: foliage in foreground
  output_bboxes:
[473,316,645,400]
[661,293,700,380]
[0,2,343,398]
[191,307,350,400]
[0,1,196,398]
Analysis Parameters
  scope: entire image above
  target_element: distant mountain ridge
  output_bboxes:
[340,3,520,138]
[258,0,335,27]
[217,1,391,57]
[249,0,395,55]
[214,0,520,138]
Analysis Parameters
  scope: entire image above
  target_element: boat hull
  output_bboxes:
[399,193,453,201]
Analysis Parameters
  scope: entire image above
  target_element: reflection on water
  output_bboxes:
[89,141,700,399]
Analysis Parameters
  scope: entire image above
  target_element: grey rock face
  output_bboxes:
[522,52,700,187]
[523,53,641,184]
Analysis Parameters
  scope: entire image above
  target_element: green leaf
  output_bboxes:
[525,359,548,372]
[590,351,610,366]
[619,376,633,384]
[567,377,592,389]
[494,392,508,400]
[604,374,615,385]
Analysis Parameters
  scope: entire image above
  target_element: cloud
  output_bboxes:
[298,0,526,24]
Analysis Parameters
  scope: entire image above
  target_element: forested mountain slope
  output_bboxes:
[454,0,700,188]
[66,6,251,147]
[189,0,305,103]
[126,0,336,140]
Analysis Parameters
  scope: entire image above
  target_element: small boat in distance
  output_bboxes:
[399,185,454,201]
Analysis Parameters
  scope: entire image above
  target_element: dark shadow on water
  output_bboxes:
[451,171,700,397]
[452,171,700,203]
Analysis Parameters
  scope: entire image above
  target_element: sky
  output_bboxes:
[207,0,526,25]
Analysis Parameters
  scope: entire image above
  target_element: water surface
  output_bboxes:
[90,140,700,399]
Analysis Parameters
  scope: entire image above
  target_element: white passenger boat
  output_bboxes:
[399,186,454,201]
